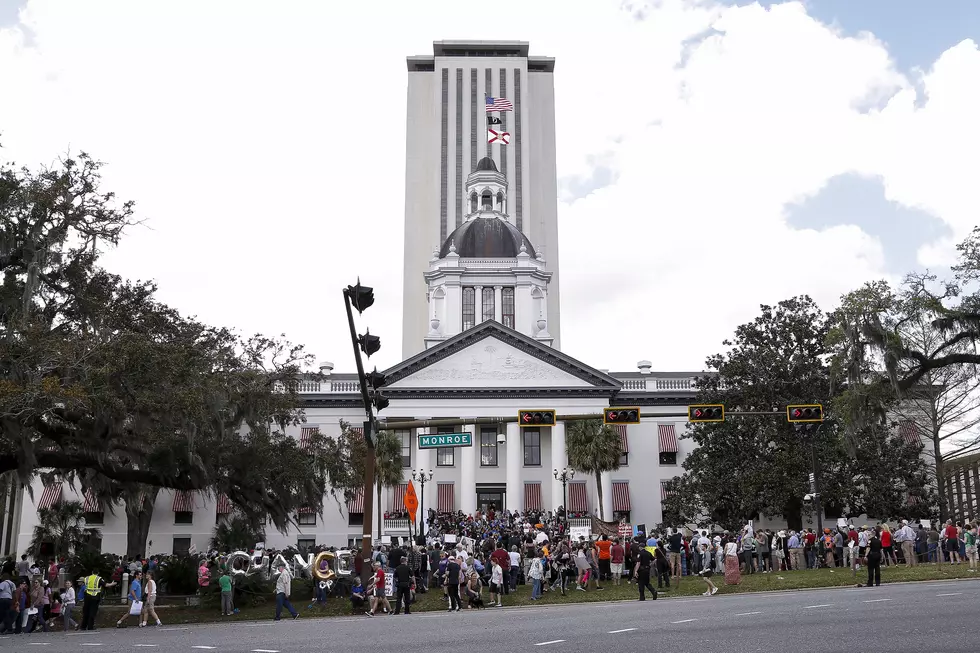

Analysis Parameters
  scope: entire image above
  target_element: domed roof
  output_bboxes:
[475,156,498,172]
[440,217,536,259]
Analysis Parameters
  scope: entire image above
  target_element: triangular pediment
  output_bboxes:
[384,322,620,391]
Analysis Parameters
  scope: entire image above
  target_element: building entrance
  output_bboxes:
[476,486,505,514]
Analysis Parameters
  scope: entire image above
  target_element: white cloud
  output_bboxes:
[0,0,975,373]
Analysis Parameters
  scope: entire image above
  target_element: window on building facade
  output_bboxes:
[659,452,677,466]
[437,426,456,466]
[462,287,476,330]
[482,287,495,322]
[501,288,515,328]
[437,447,455,466]
[395,429,411,468]
[523,429,541,466]
[173,537,191,556]
[348,512,363,527]
[84,511,104,525]
[613,510,631,523]
[298,511,316,526]
[619,451,629,467]
[297,538,316,553]
[480,428,498,466]
[174,511,193,525]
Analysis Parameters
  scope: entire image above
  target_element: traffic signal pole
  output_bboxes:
[343,288,377,590]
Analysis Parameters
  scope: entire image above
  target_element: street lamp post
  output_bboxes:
[412,469,434,539]
[554,468,575,532]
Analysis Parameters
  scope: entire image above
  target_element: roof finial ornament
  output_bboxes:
[519,243,527,254]
[449,239,457,254]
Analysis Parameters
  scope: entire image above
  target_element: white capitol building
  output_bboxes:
[1,41,929,558]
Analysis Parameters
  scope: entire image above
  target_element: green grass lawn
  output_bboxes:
[83,563,978,629]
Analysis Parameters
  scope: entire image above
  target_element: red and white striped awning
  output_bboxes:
[659,424,678,453]
[390,483,408,511]
[216,494,232,515]
[347,488,365,514]
[524,482,542,511]
[660,480,675,500]
[83,489,103,513]
[351,426,364,436]
[907,492,920,505]
[899,420,921,446]
[612,481,631,512]
[298,506,315,515]
[568,482,588,513]
[172,490,194,512]
[37,483,63,510]
[299,426,318,451]
[437,483,455,513]
[616,425,629,453]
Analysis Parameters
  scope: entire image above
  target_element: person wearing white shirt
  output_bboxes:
[61,580,78,631]
[507,547,521,592]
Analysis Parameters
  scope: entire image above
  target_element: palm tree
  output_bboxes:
[374,431,405,537]
[29,500,94,559]
[565,419,623,521]
[211,514,262,552]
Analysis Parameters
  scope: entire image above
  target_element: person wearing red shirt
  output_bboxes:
[803,530,817,569]
[944,521,962,564]
[609,539,625,586]
[489,543,511,596]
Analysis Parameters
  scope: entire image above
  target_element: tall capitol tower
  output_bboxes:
[401,41,561,358]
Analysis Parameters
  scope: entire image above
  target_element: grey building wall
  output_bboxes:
[402,42,561,358]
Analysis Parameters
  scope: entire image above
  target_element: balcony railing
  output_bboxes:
[567,518,592,529]
[292,375,701,394]
[383,518,411,533]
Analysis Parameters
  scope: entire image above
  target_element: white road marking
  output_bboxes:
[804,604,832,609]
[863,598,892,603]
[937,592,963,596]
[671,619,698,623]
[608,628,637,633]
[735,611,762,616]
[191,648,217,650]
[534,640,566,646]
[27,644,52,646]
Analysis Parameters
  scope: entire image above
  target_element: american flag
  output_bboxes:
[485,96,513,112]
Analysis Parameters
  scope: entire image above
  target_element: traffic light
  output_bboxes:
[366,368,388,412]
[787,404,823,423]
[604,407,641,425]
[688,404,725,423]
[358,329,381,357]
[518,409,556,427]
[346,279,375,313]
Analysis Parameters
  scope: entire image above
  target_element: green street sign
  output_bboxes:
[418,433,472,449]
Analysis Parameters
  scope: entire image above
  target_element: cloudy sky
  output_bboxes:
[1,0,978,374]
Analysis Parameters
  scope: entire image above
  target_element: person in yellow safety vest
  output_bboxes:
[79,570,116,631]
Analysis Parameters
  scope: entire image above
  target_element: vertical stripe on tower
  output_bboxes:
[440,68,449,243]
[499,68,507,206]
[470,69,477,175]
[456,68,463,229]
[514,68,523,233]
[485,68,493,166]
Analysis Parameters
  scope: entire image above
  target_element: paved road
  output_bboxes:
[4,579,979,652]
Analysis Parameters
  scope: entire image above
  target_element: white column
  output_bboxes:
[506,422,521,512]
[599,472,614,521]
[550,422,566,511]
[415,427,432,517]
[461,424,477,515]
[493,285,503,322]
[475,286,484,323]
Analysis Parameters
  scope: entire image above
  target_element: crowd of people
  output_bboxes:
[2,511,977,632]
